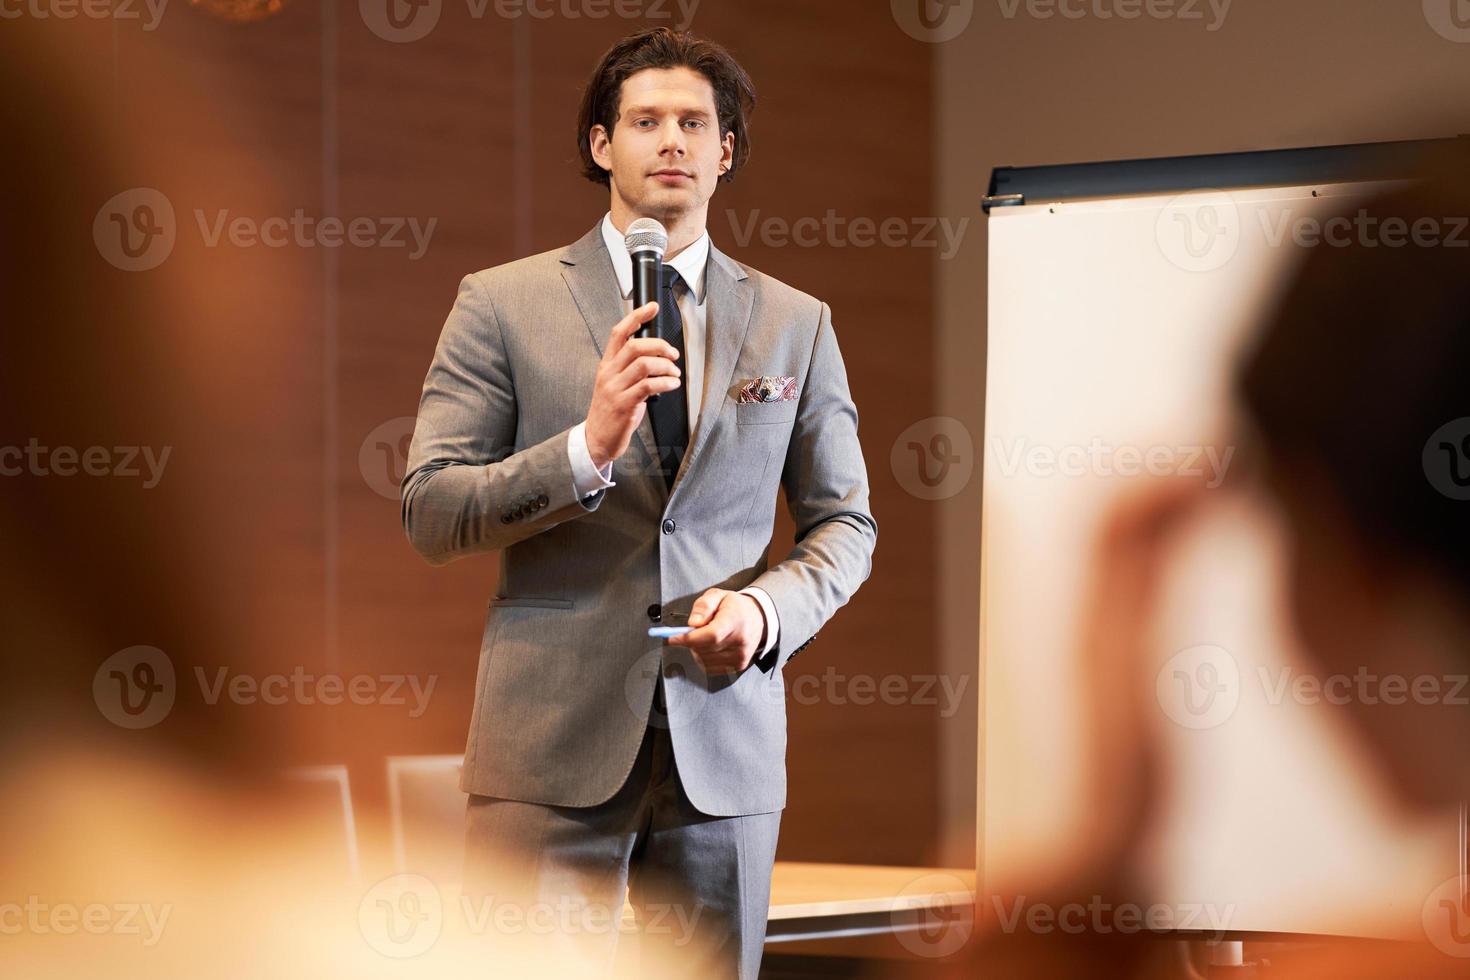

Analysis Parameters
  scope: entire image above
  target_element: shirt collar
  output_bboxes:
[600,211,710,304]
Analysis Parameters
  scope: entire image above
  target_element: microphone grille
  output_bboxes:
[624,217,668,256]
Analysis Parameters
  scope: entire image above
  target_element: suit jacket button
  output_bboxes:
[661,518,676,535]
[647,603,661,622]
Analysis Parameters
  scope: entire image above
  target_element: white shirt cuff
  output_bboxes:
[569,421,616,499]
[739,586,780,656]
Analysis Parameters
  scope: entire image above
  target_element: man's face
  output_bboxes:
[590,66,735,225]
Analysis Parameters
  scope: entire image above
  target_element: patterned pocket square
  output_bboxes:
[738,376,799,403]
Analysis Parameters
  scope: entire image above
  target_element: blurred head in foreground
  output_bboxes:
[1237,139,1470,807]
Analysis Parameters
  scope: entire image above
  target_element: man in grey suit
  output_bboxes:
[401,27,876,979]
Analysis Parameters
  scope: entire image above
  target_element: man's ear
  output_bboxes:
[589,124,612,174]
[719,130,735,177]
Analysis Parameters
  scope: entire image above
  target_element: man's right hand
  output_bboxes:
[584,301,682,470]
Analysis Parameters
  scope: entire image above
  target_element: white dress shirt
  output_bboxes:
[567,213,780,657]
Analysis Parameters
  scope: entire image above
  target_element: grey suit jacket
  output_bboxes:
[401,221,877,816]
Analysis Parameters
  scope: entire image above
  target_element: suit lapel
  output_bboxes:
[669,242,754,500]
[560,224,661,469]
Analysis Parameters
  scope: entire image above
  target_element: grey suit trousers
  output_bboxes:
[463,674,782,980]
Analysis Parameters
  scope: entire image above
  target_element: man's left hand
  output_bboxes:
[665,588,766,676]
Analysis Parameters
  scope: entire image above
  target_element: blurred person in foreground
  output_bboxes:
[0,23,694,980]
[899,142,1470,978]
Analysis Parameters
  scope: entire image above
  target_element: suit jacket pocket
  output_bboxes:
[735,399,799,426]
[489,596,574,609]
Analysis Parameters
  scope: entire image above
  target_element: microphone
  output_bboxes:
[624,217,667,341]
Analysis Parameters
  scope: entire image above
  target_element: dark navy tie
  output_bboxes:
[646,265,688,491]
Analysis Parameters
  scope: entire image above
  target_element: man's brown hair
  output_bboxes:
[576,27,757,187]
